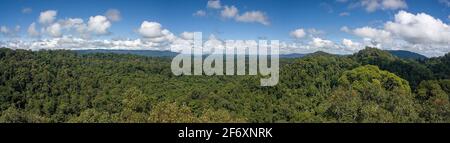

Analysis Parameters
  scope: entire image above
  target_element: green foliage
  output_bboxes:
[426,53,450,79]
[416,80,450,122]
[338,65,410,93]
[0,48,448,123]
[352,47,434,89]
[325,66,419,122]
[148,101,197,123]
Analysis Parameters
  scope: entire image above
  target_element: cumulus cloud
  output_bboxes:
[352,26,393,43]
[0,36,180,51]
[342,39,363,51]
[380,0,407,10]
[384,10,450,44]
[309,37,335,48]
[235,11,270,25]
[341,0,407,12]
[290,28,325,39]
[207,0,222,9]
[138,21,165,38]
[105,9,121,22]
[221,5,239,19]
[307,28,325,36]
[39,10,57,24]
[219,5,269,25]
[46,16,112,38]
[203,34,225,54]
[56,18,88,37]
[138,21,176,43]
[344,11,450,56]
[87,15,111,35]
[348,10,450,46]
[27,22,39,37]
[193,10,206,17]
[46,23,62,37]
[180,32,195,40]
[279,36,362,55]
[0,25,21,37]
[60,18,85,29]
[290,28,306,39]
[204,0,271,26]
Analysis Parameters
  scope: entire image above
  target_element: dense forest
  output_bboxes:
[0,47,448,123]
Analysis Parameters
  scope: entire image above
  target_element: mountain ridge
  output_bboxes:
[41,48,429,60]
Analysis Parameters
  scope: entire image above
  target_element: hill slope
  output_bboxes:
[387,50,428,60]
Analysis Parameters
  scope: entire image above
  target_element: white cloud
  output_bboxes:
[0,36,172,51]
[221,5,239,19]
[105,9,121,22]
[46,23,62,37]
[193,10,206,17]
[22,8,32,14]
[307,28,325,36]
[345,11,450,56]
[309,37,335,48]
[203,34,225,54]
[138,21,164,38]
[342,0,407,12]
[279,36,360,55]
[57,18,88,38]
[180,32,195,40]
[381,0,407,10]
[138,21,176,43]
[342,39,363,51]
[39,10,57,24]
[219,5,269,25]
[202,1,271,26]
[290,28,325,39]
[56,17,112,38]
[385,10,450,44]
[60,18,85,29]
[352,26,393,43]
[27,22,39,37]
[0,25,21,37]
[207,0,222,9]
[235,11,270,25]
[87,15,111,35]
[290,28,306,39]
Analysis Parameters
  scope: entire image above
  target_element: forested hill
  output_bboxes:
[74,49,427,60]
[387,50,428,60]
[0,47,448,123]
[75,49,178,57]
[74,49,307,58]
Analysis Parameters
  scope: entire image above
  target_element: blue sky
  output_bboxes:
[0,0,449,56]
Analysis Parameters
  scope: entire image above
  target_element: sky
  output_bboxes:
[0,0,449,57]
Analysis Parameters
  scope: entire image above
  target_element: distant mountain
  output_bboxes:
[75,49,310,59]
[279,53,306,58]
[387,50,428,60]
[75,49,178,57]
[305,51,336,57]
[75,49,427,60]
